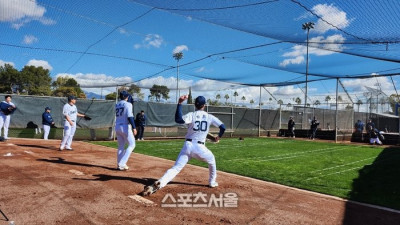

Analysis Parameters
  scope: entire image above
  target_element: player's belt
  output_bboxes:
[186,139,204,145]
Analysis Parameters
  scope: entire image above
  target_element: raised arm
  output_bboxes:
[175,95,188,124]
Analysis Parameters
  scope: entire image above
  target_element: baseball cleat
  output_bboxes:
[209,182,219,188]
[59,147,64,151]
[66,148,73,151]
[143,180,161,196]
[118,165,129,171]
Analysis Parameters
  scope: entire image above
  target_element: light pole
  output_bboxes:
[173,52,183,103]
[302,22,314,108]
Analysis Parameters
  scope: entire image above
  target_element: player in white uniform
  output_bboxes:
[115,91,137,170]
[143,95,225,195]
[59,96,86,151]
[0,95,16,140]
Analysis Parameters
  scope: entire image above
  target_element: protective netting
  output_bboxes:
[2,0,400,87]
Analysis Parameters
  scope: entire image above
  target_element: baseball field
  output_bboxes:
[1,137,400,224]
[96,137,400,210]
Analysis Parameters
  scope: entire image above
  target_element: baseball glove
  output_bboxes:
[206,133,219,143]
[84,115,92,121]
[0,102,16,115]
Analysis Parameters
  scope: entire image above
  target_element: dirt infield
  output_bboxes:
[1,139,399,225]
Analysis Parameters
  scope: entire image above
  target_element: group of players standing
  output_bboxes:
[1,92,226,195]
[0,95,90,149]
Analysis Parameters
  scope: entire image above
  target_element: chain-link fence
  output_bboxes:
[1,94,398,141]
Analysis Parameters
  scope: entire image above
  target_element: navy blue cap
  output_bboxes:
[68,95,76,101]
[45,107,51,110]
[195,96,206,108]
[119,90,130,100]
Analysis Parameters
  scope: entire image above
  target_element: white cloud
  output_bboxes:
[27,59,52,71]
[195,67,205,73]
[274,86,303,95]
[342,75,393,93]
[0,0,56,29]
[279,34,345,67]
[0,60,15,67]
[279,56,304,67]
[22,34,38,45]
[172,45,188,54]
[118,28,127,34]
[55,73,133,96]
[312,4,351,34]
[136,76,193,90]
[134,34,164,49]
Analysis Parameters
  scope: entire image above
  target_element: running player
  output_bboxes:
[143,95,225,195]
[59,96,86,151]
[115,91,137,170]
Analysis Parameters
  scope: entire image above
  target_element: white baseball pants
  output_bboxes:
[0,113,11,139]
[60,121,76,149]
[159,140,217,188]
[115,124,136,168]
[43,125,50,140]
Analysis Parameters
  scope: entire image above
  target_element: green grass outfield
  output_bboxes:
[93,137,400,210]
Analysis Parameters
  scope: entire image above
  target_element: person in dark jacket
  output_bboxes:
[310,116,320,140]
[288,117,295,138]
[368,126,382,145]
[366,119,375,131]
[135,110,146,140]
[42,107,55,140]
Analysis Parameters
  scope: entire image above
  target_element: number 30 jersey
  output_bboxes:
[183,110,223,142]
[115,100,133,125]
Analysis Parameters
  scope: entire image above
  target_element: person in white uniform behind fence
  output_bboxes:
[0,95,16,140]
[115,91,137,171]
[143,95,225,195]
[59,96,86,151]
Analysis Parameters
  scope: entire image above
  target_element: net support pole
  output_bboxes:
[113,86,118,141]
[335,78,339,143]
[258,85,262,137]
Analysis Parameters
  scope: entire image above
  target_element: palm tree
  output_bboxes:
[325,95,331,108]
[302,21,314,108]
[173,52,183,103]
[277,99,283,105]
[241,96,246,103]
[250,99,255,107]
[216,94,221,102]
[295,97,301,105]
[224,94,230,103]
[314,100,321,107]
[356,99,363,112]
[233,91,239,103]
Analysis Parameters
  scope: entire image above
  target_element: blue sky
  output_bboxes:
[1,0,400,111]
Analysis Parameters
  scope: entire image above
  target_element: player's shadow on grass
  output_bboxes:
[37,157,117,171]
[342,146,400,225]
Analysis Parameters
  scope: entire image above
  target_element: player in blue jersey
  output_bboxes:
[0,95,16,140]
[42,107,55,140]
